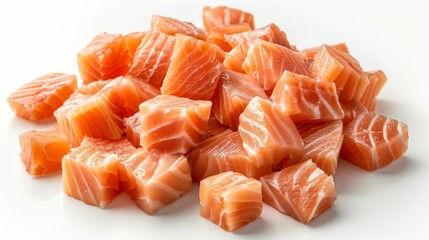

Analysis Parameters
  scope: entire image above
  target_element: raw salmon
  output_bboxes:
[189,129,272,182]
[77,33,132,84]
[123,112,142,148]
[62,137,136,208]
[341,112,408,171]
[55,75,159,146]
[7,73,77,121]
[291,121,343,176]
[359,70,387,111]
[212,69,268,130]
[205,114,228,137]
[340,100,368,126]
[243,40,311,93]
[300,43,349,66]
[207,23,252,51]
[310,45,369,101]
[161,34,225,100]
[124,31,147,60]
[128,31,176,88]
[260,160,336,223]
[238,97,303,167]
[19,128,71,175]
[199,171,263,231]
[139,95,212,155]
[223,41,250,74]
[151,15,207,40]
[119,149,192,215]
[271,70,344,122]
[202,6,255,32]
[225,23,291,49]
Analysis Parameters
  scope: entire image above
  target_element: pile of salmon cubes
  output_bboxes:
[8,6,408,232]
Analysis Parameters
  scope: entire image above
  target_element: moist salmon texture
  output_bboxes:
[160,35,225,100]
[7,73,77,121]
[261,160,337,223]
[55,75,159,147]
[341,112,409,171]
[189,129,272,182]
[19,128,71,175]
[8,4,409,233]
[238,97,303,167]
[200,171,263,231]
[119,149,192,215]
[271,70,344,122]
[212,69,268,130]
[77,33,132,84]
[202,6,255,32]
[139,95,212,155]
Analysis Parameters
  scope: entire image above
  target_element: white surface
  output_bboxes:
[0,0,428,239]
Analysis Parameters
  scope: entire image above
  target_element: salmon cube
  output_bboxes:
[62,137,136,208]
[19,128,71,175]
[341,112,408,171]
[77,33,132,84]
[199,171,263,231]
[260,160,337,223]
[238,96,303,167]
[7,73,77,121]
[151,15,207,41]
[202,6,255,31]
[119,149,192,215]
[139,95,212,154]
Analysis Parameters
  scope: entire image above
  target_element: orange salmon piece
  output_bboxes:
[223,41,250,74]
[77,33,132,84]
[300,43,349,66]
[207,23,252,51]
[62,137,136,208]
[128,31,176,88]
[161,35,224,100]
[359,70,387,111]
[151,15,207,40]
[119,149,192,215]
[238,97,303,167]
[123,112,142,148]
[19,128,71,175]
[212,69,268,130]
[311,45,369,101]
[7,73,77,121]
[202,6,255,31]
[261,160,337,223]
[292,120,344,176]
[340,100,368,126]
[271,70,344,122]
[200,171,263,232]
[225,23,291,49]
[124,31,148,60]
[55,76,159,146]
[189,129,272,182]
[139,95,212,155]
[341,112,408,171]
[243,40,311,93]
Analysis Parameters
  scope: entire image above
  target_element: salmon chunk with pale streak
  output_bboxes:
[271,70,344,122]
[359,70,387,111]
[260,160,337,224]
[161,35,225,100]
[341,112,408,171]
[212,69,268,130]
[243,40,311,93]
[189,129,272,182]
[238,96,303,167]
[62,137,136,208]
[206,23,252,51]
[139,95,212,155]
[151,15,207,40]
[200,171,263,231]
[202,6,255,31]
[119,149,192,215]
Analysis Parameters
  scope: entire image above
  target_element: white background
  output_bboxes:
[0,0,428,239]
